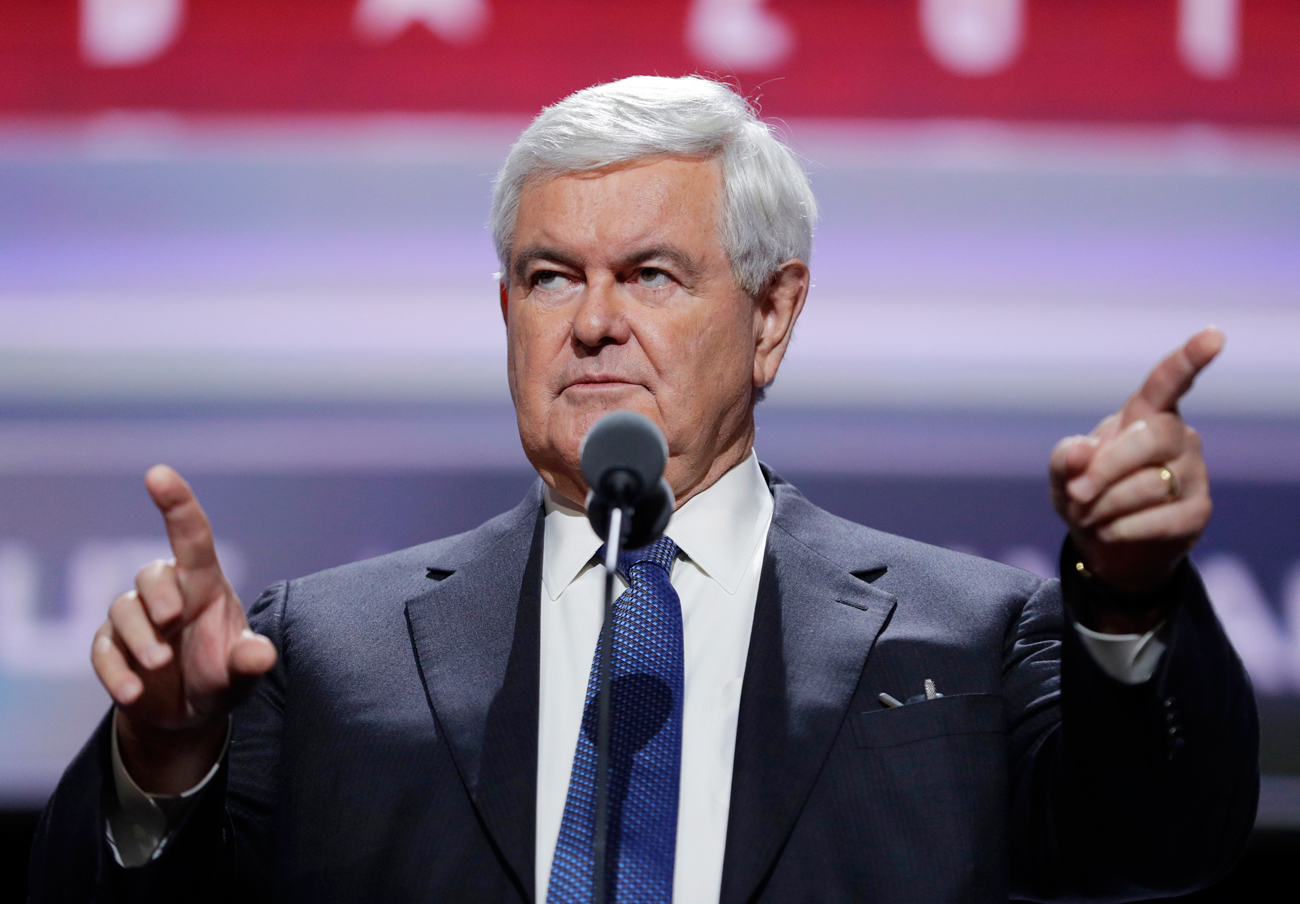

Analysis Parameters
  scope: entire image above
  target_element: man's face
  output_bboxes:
[501,157,775,506]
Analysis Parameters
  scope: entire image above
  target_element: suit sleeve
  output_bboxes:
[27,581,292,903]
[1005,559,1259,902]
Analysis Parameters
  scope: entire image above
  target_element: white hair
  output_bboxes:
[490,75,817,297]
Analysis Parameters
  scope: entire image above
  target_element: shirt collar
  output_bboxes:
[541,450,772,601]
[542,485,603,602]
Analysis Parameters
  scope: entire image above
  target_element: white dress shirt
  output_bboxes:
[108,450,1167,893]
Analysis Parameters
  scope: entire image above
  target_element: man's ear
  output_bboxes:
[499,281,509,326]
[752,259,810,390]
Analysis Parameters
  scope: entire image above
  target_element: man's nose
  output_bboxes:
[572,275,631,349]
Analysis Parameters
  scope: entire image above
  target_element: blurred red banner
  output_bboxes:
[2,0,1297,122]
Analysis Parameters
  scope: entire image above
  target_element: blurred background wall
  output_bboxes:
[1,1,1298,899]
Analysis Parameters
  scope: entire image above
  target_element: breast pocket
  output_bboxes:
[840,693,1010,899]
[852,693,1004,748]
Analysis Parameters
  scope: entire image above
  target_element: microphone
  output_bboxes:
[580,410,674,550]
[578,410,675,904]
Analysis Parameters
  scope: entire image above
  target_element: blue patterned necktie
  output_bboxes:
[547,535,683,904]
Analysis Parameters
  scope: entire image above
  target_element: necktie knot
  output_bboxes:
[617,535,678,580]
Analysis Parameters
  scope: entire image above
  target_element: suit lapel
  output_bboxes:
[404,486,544,902]
[720,478,897,904]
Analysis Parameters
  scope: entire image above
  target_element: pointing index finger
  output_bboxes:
[1121,327,1224,426]
[144,464,224,603]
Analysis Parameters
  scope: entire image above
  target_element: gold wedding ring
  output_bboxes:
[1158,466,1179,501]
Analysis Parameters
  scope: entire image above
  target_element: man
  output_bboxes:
[30,76,1256,902]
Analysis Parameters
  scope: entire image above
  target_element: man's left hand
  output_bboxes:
[1050,328,1224,599]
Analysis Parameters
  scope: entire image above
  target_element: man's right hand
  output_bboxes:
[91,465,277,795]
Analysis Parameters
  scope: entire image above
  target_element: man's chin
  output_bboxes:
[543,386,661,464]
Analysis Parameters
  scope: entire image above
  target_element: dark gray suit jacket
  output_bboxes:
[30,470,1259,902]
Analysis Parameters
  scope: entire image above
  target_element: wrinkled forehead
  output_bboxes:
[511,156,726,261]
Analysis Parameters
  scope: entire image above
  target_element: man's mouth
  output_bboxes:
[566,376,639,388]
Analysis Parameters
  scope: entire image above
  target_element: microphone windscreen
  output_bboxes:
[580,410,667,496]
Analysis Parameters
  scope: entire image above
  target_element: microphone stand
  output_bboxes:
[592,505,623,904]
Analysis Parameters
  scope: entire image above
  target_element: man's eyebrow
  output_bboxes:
[511,244,704,282]
[616,247,704,280]
[512,247,584,282]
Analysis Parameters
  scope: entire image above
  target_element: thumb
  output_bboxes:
[228,629,277,679]
[1051,434,1098,484]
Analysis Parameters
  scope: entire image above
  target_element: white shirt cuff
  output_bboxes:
[1074,620,1169,685]
[105,710,230,868]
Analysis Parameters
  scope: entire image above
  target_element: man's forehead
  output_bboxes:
[518,157,720,217]
[512,157,723,256]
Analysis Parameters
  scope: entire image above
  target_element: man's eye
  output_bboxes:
[636,268,672,289]
[533,271,571,290]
